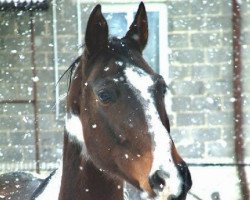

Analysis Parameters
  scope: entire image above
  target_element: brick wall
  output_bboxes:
[0,11,37,170]
[167,0,236,162]
[167,1,250,198]
[0,5,66,171]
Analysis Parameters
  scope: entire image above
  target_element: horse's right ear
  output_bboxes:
[85,5,108,56]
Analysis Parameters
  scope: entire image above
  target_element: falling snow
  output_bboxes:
[0,0,249,199]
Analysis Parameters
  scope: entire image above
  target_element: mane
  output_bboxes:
[57,38,130,89]
[58,56,81,91]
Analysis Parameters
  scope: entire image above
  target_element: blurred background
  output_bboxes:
[0,0,249,199]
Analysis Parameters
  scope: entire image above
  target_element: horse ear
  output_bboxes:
[85,5,108,56]
[124,2,148,52]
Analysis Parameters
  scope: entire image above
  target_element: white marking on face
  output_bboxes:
[124,65,182,198]
[65,113,84,143]
[123,181,147,200]
[35,165,62,200]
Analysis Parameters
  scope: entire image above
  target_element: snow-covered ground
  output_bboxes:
[186,166,250,200]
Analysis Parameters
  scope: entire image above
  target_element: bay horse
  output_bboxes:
[0,2,192,200]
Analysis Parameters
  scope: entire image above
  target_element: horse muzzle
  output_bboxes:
[148,161,192,200]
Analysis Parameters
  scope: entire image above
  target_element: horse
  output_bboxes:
[0,2,192,200]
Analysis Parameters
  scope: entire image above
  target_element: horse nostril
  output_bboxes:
[149,170,169,191]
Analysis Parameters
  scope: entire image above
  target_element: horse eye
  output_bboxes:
[98,90,112,104]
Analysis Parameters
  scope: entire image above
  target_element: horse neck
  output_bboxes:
[59,133,124,200]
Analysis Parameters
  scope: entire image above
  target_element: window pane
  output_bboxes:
[143,11,159,72]
[103,12,127,38]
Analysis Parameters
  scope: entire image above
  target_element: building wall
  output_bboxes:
[0,1,77,171]
[0,11,38,169]
[167,0,250,163]
[167,0,235,162]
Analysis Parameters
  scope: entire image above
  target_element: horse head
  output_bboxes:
[66,3,192,199]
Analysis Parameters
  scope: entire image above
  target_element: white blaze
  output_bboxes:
[124,65,181,198]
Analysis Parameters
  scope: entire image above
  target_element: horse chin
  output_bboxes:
[139,191,155,200]
[139,191,171,200]
[139,182,156,199]
[139,190,164,200]
[140,186,184,200]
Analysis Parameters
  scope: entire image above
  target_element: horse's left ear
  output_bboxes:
[85,4,109,56]
[124,2,148,52]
